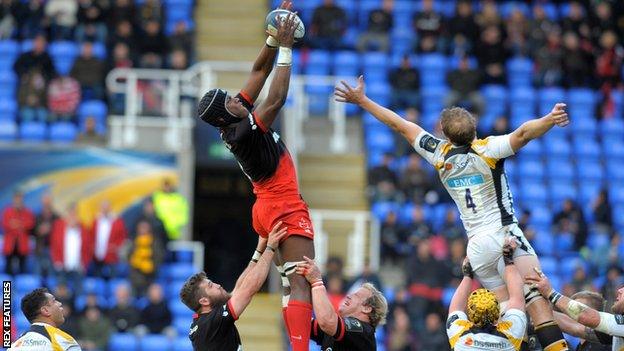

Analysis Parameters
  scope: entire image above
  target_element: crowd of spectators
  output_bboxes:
[3,0,195,138]
[1,179,188,350]
[305,0,624,118]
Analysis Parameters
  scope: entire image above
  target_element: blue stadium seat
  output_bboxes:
[90,42,107,60]
[75,294,108,311]
[0,40,19,67]
[599,118,624,139]
[539,255,558,275]
[333,51,360,76]
[560,257,586,277]
[19,121,46,142]
[419,53,448,87]
[0,98,17,119]
[546,160,574,180]
[391,27,415,55]
[16,312,30,334]
[371,201,400,221]
[366,82,391,107]
[49,41,79,76]
[83,277,106,295]
[421,86,447,115]
[556,233,575,253]
[167,280,186,300]
[170,299,193,319]
[49,122,78,143]
[481,85,507,117]
[509,87,536,122]
[175,337,194,351]
[606,163,624,184]
[140,334,172,351]
[110,333,138,351]
[517,139,541,161]
[363,52,389,79]
[15,275,39,293]
[615,205,624,229]
[173,317,190,336]
[570,118,597,136]
[543,137,571,159]
[520,181,547,203]
[168,263,196,281]
[365,129,394,153]
[518,160,544,180]
[588,233,610,251]
[549,182,577,203]
[442,287,455,306]
[603,138,624,160]
[500,2,530,18]
[538,87,565,115]
[507,57,533,87]
[108,278,130,296]
[0,70,17,99]
[578,182,602,204]
[576,162,603,182]
[567,88,596,120]
[358,0,380,28]
[78,100,108,121]
[0,120,17,141]
[610,185,624,205]
[540,3,559,20]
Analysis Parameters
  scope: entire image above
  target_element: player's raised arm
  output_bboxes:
[526,270,624,337]
[448,258,474,314]
[296,256,340,334]
[253,11,297,129]
[501,238,525,312]
[228,222,288,318]
[335,76,423,145]
[509,103,569,152]
[240,1,293,103]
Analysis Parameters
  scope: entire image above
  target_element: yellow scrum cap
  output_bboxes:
[467,288,500,327]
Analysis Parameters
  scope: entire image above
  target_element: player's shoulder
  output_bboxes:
[343,317,368,333]
[446,311,471,329]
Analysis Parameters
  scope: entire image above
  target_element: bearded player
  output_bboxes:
[196,4,314,350]
[336,76,571,351]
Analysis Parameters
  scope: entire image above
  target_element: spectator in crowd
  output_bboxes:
[309,0,346,50]
[370,156,403,203]
[349,259,383,294]
[534,28,563,87]
[60,301,79,337]
[137,283,173,335]
[445,55,484,115]
[108,42,133,114]
[78,306,111,350]
[369,153,397,187]
[70,42,106,100]
[323,256,349,291]
[45,0,78,40]
[413,0,443,53]
[387,305,415,351]
[381,211,404,262]
[108,283,140,333]
[76,116,106,145]
[404,205,432,245]
[553,198,588,250]
[591,2,618,44]
[2,190,34,276]
[128,220,164,296]
[440,208,463,239]
[444,238,467,286]
[356,0,393,53]
[107,20,136,61]
[326,274,346,311]
[139,20,168,68]
[47,74,81,121]
[595,30,623,118]
[0,0,19,39]
[419,313,449,351]
[406,239,445,332]
[562,31,592,87]
[137,0,163,27]
[447,0,478,57]
[90,200,127,279]
[475,1,503,31]
[79,292,105,316]
[134,198,166,243]
[169,49,188,70]
[561,2,591,42]
[394,108,420,156]
[389,55,420,110]
[505,7,529,56]
[107,0,135,29]
[592,189,612,232]
[33,192,58,282]
[570,266,593,293]
[53,282,74,309]
[76,0,106,43]
[14,34,55,122]
[601,265,623,309]
[152,178,188,241]
[476,25,508,84]
[400,155,431,204]
[15,0,46,39]
[51,203,91,296]
[528,4,558,56]
[489,115,511,136]
[168,20,193,60]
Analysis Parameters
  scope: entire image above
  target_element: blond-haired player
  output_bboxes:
[336,76,570,350]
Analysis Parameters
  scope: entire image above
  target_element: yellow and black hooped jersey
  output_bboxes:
[413,131,517,239]
[9,322,81,351]
[446,309,527,351]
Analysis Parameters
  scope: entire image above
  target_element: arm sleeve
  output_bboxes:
[596,312,624,337]
[412,130,446,166]
[446,311,472,349]
[335,317,374,348]
[310,319,326,344]
[478,135,515,160]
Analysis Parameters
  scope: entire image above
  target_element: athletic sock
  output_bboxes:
[286,300,312,351]
[535,321,569,351]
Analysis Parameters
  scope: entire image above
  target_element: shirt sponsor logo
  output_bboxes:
[446,174,485,188]
[464,336,509,349]
[420,135,441,153]
[615,314,624,325]
[189,325,198,336]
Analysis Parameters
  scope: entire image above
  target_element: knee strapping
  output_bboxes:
[278,262,304,308]
[524,283,543,306]
[535,321,569,351]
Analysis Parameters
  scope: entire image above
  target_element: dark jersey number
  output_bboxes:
[465,188,477,213]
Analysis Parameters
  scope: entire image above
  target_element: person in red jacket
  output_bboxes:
[88,200,127,279]
[51,204,91,296]
[2,190,35,276]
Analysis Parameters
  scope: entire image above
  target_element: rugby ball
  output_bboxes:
[265,9,305,42]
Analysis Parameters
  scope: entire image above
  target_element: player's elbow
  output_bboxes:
[317,314,338,334]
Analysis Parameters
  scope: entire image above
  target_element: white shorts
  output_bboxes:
[466,223,535,290]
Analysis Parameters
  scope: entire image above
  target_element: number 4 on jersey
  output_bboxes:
[465,188,477,213]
